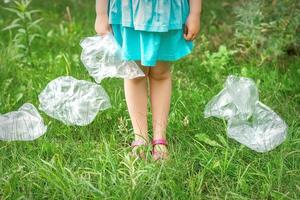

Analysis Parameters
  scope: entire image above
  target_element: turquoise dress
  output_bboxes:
[108,0,193,67]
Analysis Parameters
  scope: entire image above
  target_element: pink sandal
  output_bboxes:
[152,139,169,161]
[130,140,148,159]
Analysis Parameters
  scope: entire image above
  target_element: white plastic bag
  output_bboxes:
[204,75,288,152]
[0,103,47,141]
[38,76,111,126]
[204,75,259,120]
[80,33,145,83]
[227,101,288,152]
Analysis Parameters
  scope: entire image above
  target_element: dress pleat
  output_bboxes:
[108,0,190,32]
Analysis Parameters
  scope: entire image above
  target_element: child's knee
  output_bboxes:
[149,68,171,80]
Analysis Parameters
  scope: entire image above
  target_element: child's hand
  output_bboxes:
[184,13,201,41]
[95,14,112,36]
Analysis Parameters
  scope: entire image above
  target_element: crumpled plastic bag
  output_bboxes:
[204,75,288,152]
[204,75,259,120]
[227,101,288,152]
[38,76,111,126]
[0,103,47,141]
[80,33,145,83]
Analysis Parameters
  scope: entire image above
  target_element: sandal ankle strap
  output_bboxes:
[131,140,148,147]
[152,139,168,146]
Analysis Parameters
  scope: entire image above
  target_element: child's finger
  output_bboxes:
[183,33,187,40]
[184,34,191,40]
[184,32,194,41]
[184,25,188,34]
[183,25,188,39]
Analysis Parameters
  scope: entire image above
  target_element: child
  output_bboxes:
[95,0,201,161]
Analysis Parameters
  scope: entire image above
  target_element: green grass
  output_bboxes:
[0,1,299,199]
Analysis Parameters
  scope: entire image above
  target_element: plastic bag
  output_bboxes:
[227,101,288,152]
[0,103,47,141]
[80,33,145,83]
[38,76,111,126]
[204,75,288,152]
[204,75,259,120]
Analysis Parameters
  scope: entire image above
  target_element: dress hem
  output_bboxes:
[122,45,193,67]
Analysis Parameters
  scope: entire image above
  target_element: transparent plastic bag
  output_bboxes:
[204,75,259,120]
[204,75,288,152]
[38,76,111,126]
[227,101,288,152]
[80,33,145,83]
[0,103,47,141]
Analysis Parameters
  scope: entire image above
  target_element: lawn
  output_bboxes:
[0,0,299,199]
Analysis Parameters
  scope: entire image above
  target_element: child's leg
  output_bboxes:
[149,61,172,158]
[124,62,150,143]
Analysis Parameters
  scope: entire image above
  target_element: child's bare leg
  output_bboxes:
[124,62,150,144]
[149,61,172,159]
